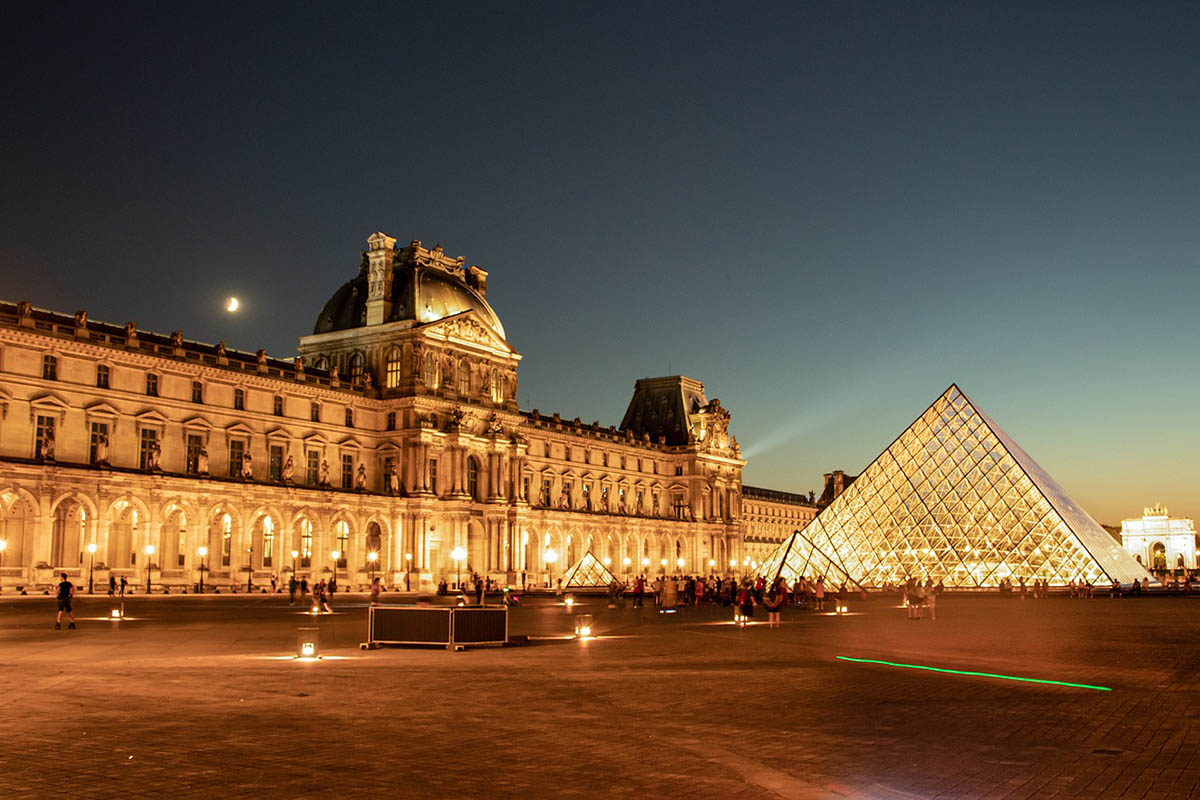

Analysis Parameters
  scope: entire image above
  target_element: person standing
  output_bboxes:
[814,576,826,612]
[108,574,116,598]
[55,572,77,630]
[288,575,297,605]
[764,578,785,628]
[270,574,278,594]
[924,578,937,620]
[119,575,127,597]
[369,577,383,606]
[633,575,645,608]
[475,576,485,605]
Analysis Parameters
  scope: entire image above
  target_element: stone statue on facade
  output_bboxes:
[170,330,183,347]
[319,460,330,487]
[241,451,253,480]
[197,447,209,474]
[385,464,398,494]
[355,463,367,491]
[558,487,570,509]
[39,428,55,461]
[147,439,162,470]
[281,455,294,484]
[93,432,109,465]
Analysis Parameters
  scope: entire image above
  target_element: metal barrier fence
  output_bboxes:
[367,605,508,650]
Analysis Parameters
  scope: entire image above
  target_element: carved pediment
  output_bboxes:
[420,310,518,356]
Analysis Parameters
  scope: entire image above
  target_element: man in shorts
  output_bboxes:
[55,572,76,630]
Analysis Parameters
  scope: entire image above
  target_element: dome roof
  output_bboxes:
[313,259,505,339]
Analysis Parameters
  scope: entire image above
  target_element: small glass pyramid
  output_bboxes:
[561,550,621,588]
[775,385,1151,588]
[756,527,863,590]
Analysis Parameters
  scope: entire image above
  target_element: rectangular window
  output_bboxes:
[42,355,57,380]
[637,489,644,510]
[221,526,231,567]
[675,466,683,476]
[310,401,320,422]
[341,453,354,489]
[523,476,531,502]
[96,364,109,389]
[301,524,312,568]
[233,388,245,410]
[89,422,109,463]
[306,450,320,485]
[269,445,283,482]
[673,495,687,520]
[429,459,439,495]
[541,478,552,506]
[262,520,275,569]
[192,381,203,403]
[386,356,403,389]
[383,456,395,491]
[345,408,354,428]
[186,434,203,473]
[273,396,283,416]
[228,439,245,478]
[145,373,158,396]
[34,415,55,458]
[138,428,158,470]
[385,412,396,431]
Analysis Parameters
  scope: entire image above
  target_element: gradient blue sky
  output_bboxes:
[4,2,1198,522]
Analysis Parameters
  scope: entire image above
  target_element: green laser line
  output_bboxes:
[836,656,1111,691]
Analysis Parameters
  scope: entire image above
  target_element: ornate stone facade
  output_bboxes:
[0,233,811,591]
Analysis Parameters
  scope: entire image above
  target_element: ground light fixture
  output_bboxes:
[574,614,594,639]
[835,656,1111,691]
[564,595,575,608]
[296,627,320,660]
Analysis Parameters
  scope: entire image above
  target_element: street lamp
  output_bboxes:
[86,542,98,594]
[0,539,6,594]
[367,550,379,585]
[198,546,208,593]
[677,557,685,570]
[247,544,255,593]
[291,548,299,577]
[451,545,467,590]
[404,552,412,590]
[623,556,631,580]
[330,550,341,591]
[544,547,559,588]
[143,544,155,594]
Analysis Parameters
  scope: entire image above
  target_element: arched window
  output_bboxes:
[335,520,349,568]
[348,353,365,383]
[457,361,471,395]
[299,518,312,568]
[314,356,329,371]
[423,352,439,389]
[467,457,480,499]
[220,513,232,566]
[261,516,275,568]
[385,348,403,389]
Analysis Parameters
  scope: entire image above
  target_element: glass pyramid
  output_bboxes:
[756,527,864,591]
[788,385,1151,589]
[561,550,621,588]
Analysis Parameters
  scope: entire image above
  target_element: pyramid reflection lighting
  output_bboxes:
[561,550,621,588]
[762,385,1152,589]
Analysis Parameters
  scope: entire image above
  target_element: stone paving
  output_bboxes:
[1,589,1198,799]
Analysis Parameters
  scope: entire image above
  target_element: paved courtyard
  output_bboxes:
[1,589,1198,799]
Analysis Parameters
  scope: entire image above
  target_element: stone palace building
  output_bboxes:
[0,232,816,592]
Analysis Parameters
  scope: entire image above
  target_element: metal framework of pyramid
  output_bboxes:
[796,385,1152,589]
[756,528,864,591]
[561,550,621,588]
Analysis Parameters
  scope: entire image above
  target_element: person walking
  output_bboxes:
[737,580,756,622]
[288,575,297,605]
[475,576,485,605]
[764,578,785,628]
[914,579,926,619]
[300,577,309,603]
[108,574,116,598]
[924,578,937,620]
[369,576,383,606]
[318,579,333,613]
[55,572,77,630]
[633,575,645,608]
[814,576,826,612]
[270,575,278,594]
[119,575,127,597]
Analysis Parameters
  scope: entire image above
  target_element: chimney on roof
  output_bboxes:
[365,232,397,326]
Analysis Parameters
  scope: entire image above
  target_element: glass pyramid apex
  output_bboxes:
[798,384,1152,588]
[561,550,621,588]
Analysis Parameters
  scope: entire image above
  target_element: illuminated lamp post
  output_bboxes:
[291,549,299,578]
[367,550,379,586]
[330,550,341,591]
[143,544,155,594]
[641,557,649,574]
[623,556,631,582]
[677,557,685,571]
[451,545,467,590]
[404,552,412,590]
[544,548,558,589]
[87,542,98,594]
[246,544,255,593]
[198,546,208,593]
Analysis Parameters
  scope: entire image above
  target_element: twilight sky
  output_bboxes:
[3,2,1198,522]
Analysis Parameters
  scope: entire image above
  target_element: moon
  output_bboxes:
[226,297,240,313]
